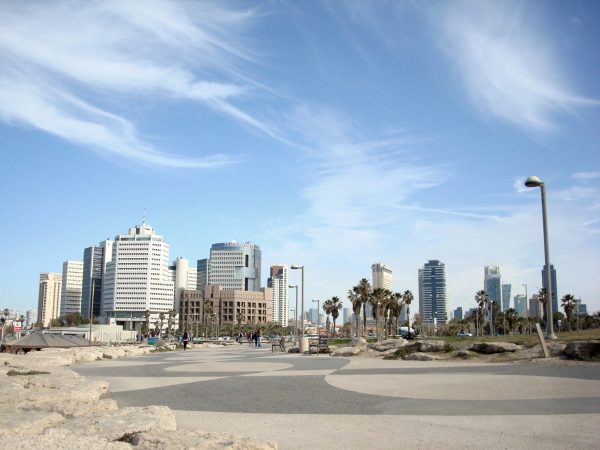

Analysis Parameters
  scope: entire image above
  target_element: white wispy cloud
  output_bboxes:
[571,171,600,181]
[433,0,599,133]
[0,1,276,167]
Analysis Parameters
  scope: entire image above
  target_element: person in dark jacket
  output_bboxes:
[182,331,189,350]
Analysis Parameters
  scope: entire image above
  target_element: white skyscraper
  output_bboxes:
[268,265,288,326]
[102,223,174,329]
[418,260,448,325]
[60,260,83,317]
[38,272,62,327]
[371,263,393,290]
[170,256,198,311]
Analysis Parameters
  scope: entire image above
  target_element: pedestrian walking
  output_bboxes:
[182,331,189,351]
[256,328,261,348]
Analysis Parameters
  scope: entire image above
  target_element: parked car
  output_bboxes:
[457,331,473,337]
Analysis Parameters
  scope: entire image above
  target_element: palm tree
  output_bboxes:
[561,294,576,331]
[158,312,165,337]
[329,297,343,337]
[236,312,244,333]
[322,299,333,336]
[347,288,362,338]
[475,290,488,336]
[166,309,176,337]
[538,287,547,323]
[403,290,414,336]
[505,308,517,334]
[370,288,389,340]
[356,278,372,337]
[388,292,404,337]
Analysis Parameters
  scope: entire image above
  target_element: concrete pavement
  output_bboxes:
[74,345,600,449]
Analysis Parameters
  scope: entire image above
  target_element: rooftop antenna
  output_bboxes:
[142,208,146,225]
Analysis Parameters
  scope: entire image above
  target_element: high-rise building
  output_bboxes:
[81,240,113,320]
[453,307,463,320]
[501,284,511,312]
[418,260,448,325]
[38,273,62,327]
[342,307,352,324]
[208,242,261,291]
[267,265,288,326]
[371,263,393,290]
[60,261,83,317]
[170,257,197,312]
[102,223,174,329]
[514,294,527,318]
[529,295,541,319]
[196,258,209,290]
[541,265,558,314]
[484,265,501,306]
[26,310,37,328]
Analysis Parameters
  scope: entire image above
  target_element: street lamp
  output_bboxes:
[524,176,557,339]
[312,299,320,336]
[289,284,298,344]
[291,264,306,352]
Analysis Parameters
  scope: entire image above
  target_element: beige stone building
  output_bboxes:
[179,285,273,332]
[38,272,62,327]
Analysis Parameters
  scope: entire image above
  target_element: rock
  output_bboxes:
[0,410,65,437]
[368,338,406,352]
[331,346,362,357]
[403,353,442,361]
[469,342,522,354]
[132,430,277,449]
[350,337,368,348]
[547,342,567,357]
[59,405,176,441]
[413,341,446,353]
[0,428,131,450]
[564,341,600,360]
[102,347,126,359]
[455,350,476,359]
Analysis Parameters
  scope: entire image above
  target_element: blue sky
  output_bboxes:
[1,0,599,315]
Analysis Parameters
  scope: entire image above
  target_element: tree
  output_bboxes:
[403,290,414,336]
[388,292,403,337]
[474,290,488,336]
[561,294,576,331]
[348,279,370,338]
[369,288,389,340]
[356,279,372,337]
[505,308,517,334]
[538,287,547,322]
[236,312,244,333]
[322,299,333,336]
[329,297,343,337]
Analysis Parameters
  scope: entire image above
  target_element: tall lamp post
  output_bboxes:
[289,284,298,344]
[525,176,557,339]
[291,264,306,352]
[312,299,320,336]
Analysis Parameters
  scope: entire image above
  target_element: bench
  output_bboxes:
[308,336,330,355]
[271,337,286,353]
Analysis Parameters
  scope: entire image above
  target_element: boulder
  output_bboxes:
[547,342,567,357]
[455,350,476,359]
[58,405,177,441]
[351,337,368,348]
[0,410,65,437]
[403,353,442,361]
[102,347,126,359]
[0,428,131,450]
[368,338,406,352]
[469,342,522,354]
[564,341,600,360]
[331,346,363,357]
[132,430,277,449]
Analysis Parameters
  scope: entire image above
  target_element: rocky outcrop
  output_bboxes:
[132,430,277,449]
[368,338,406,352]
[331,346,363,357]
[469,342,522,354]
[351,337,368,348]
[0,345,278,449]
[564,341,600,360]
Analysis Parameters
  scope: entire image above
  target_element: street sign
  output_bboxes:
[147,337,159,345]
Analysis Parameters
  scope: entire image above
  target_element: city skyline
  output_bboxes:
[1,1,598,315]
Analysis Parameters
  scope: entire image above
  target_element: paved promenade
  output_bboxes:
[74,345,600,449]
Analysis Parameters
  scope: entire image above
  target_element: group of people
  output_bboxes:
[242,329,262,347]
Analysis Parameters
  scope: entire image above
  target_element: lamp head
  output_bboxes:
[524,176,543,188]
[291,264,303,269]
[288,284,297,288]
